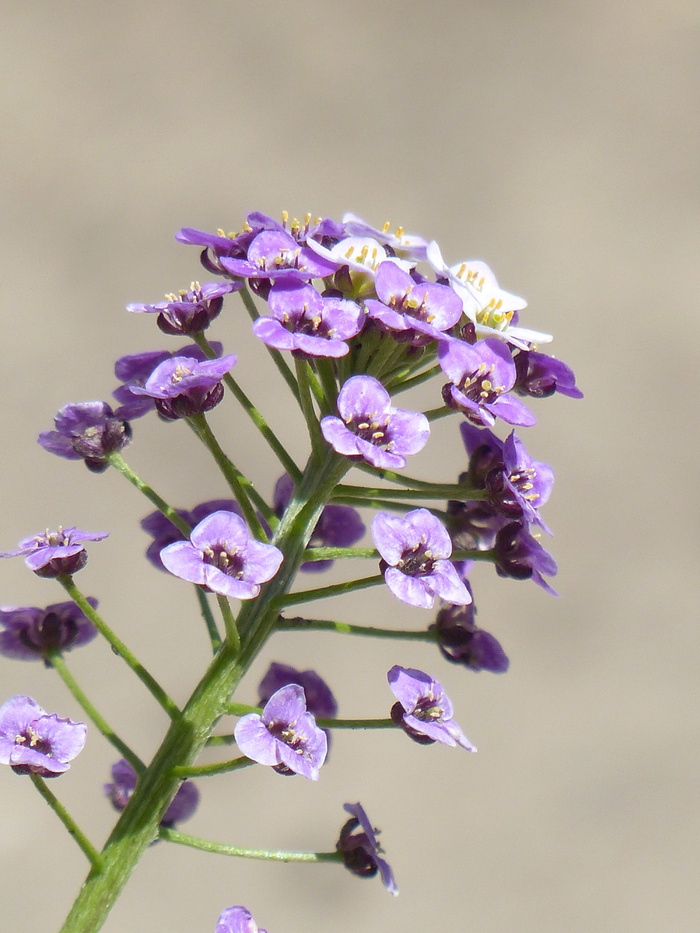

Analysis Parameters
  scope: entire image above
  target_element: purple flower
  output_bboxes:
[364,260,462,342]
[0,695,86,777]
[493,521,558,594]
[38,402,132,472]
[438,337,536,427]
[459,423,554,531]
[127,280,240,336]
[252,278,364,357]
[273,473,365,572]
[371,509,471,609]
[431,603,509,673]
[215,906,268,933]
[128,353,237,420]
[160,511,283,599]
[320,376,430,470]
[141,499,241,571]
[104,758,199,828]
[234,684,327,780]
[0,599,97,661]
[336,802,398,895]
[387,665,476,750]
[0,527,109,577]
[220,229,339,283]
[112,342,224,419]
[513,349,583,399]
[257,663,337,719]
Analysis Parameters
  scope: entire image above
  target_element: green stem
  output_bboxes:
[238,286,299,401]
[302,546,378,562]
[316,716,394,729]
[193,333,302,482]
[160,827,342,863]
[386,362,442,394]
[276,615,437,642]
[315,357,339,414]
[187,413,271,538]
[353,466,484,498]
[422,405,453,422]
[215,594,240,655]
[294,358,324,456]
[335,483,472,501]
[279,573,384,607]
[173,755,253,778]
[56,576,180,721]
[31,775,103,871]
[195,588,222,654]
[331,495,427,514]
[59,450,350,933]
[48,652,145,773]
[107,453,191,537]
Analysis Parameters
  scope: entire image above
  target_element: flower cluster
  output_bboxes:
[0,210,580,932]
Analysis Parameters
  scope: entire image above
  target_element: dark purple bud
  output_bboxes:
[513,349,583,399]
[38,402,131,473]
[0,599,98,662]
[432,603,509,673]
[336,802,398,895]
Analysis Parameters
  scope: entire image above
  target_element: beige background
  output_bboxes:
[1,3,699,931]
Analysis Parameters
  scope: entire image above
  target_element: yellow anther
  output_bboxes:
[382,221,391,233]
[282,210,289,225]
[395,226,404,238]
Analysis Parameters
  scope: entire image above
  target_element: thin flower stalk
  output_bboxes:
[48,652,145,774]
[160,827,342,863]
[30,774,103,871]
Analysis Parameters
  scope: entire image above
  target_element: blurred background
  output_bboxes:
[1,3,698,931]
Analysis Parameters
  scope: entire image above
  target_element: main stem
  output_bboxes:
[59,450,348,933]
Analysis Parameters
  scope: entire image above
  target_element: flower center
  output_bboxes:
[346,412,392,449]
[458,362,504,405]
[397,543,435,577]
[508,466,540,502]
[411,692,446,722]
[14,725,51,756]
[203,545,245,578]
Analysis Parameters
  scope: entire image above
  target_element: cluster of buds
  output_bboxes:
[0,211,580,932]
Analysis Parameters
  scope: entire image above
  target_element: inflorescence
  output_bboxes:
[0,210,580,932]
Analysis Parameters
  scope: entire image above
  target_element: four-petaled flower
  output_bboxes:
[439,337,536,428]
[215,905,268,933]
[234,684,327,780]
[38,402,132,472]
[0,527,109,577]
[364,260,462,342]
[160,511,283,599]
[371,509,471,609]
[0,695,87,777]
[387,665,476,750]
[141,498,242,572]
[0,599,97,661]
[127,280,240,336]
[252,278,364,357]
[336,801,398,895]
[493,520,558,594]
[128,353,238,420]
[104,758,199,828]
[321,375,429,470]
